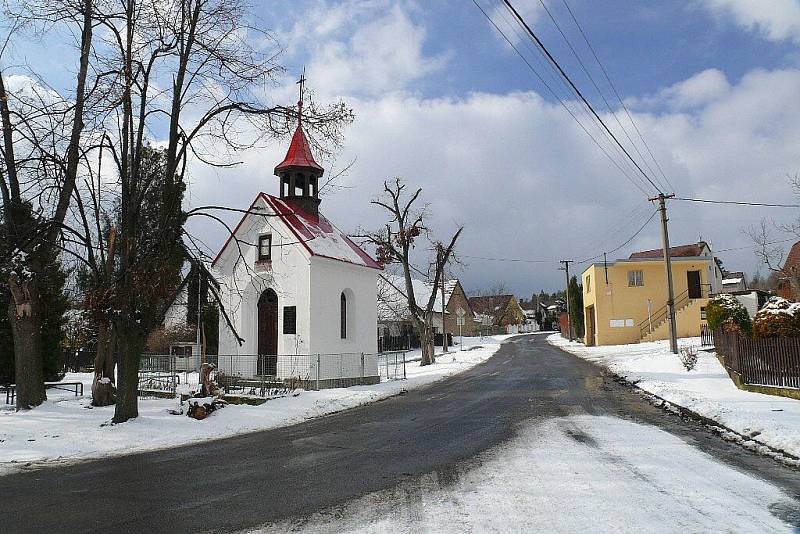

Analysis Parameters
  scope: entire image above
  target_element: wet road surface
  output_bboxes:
[1,334,799,532]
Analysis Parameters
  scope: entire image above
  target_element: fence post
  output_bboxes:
[261,355,266,396]
[316,354,321,391]
[403,351,407,380]
[360,352,365,383]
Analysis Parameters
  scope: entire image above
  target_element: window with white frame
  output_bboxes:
[628,270,643,287]
[258,234,272,261]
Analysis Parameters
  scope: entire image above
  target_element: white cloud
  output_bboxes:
[703,0,800,43]
[630,69,731,110]
[279,1,446,98]
[188,65,800,294]
[183,2,800,295]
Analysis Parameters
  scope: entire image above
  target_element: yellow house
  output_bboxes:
[582,242,723,346]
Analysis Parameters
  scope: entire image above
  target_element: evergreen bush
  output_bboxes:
[752,297,800,338]
[705,294,751,336]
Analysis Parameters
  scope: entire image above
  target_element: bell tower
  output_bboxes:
[274,74,324,216]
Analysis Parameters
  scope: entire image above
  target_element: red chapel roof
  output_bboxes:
[274,121,323,173]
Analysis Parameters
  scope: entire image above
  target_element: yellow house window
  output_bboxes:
[586,275,591,293]
[628,270,643,287]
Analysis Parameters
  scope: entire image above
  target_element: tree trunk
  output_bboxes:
[8,275,46,410]
[112,325,145,423]
[419,325,435,366]
[91,321,116,406]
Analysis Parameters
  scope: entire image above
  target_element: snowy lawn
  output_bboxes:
[548,333,800,459]
[0,335,515,475]
[263,415,798,532]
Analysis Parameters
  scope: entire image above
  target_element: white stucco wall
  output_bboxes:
[163,284,189,329]
[309,256,378,356]
[215,194,379,382]
[216,195,312,358]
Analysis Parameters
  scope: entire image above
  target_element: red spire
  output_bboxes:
[275,74,323,173]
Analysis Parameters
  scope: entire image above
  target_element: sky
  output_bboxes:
[7,0,800,297]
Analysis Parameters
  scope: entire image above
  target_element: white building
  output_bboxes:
[212,99,381,386]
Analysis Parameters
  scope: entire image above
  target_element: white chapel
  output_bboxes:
[212,89,381,382]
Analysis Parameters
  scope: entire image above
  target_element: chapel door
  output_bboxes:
[257,289,278,376]
[687,271,702,299]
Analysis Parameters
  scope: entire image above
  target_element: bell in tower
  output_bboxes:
[274,74,324,217]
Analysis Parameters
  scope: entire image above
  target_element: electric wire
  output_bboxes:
[576,209,659,264]
[501,0,664,195]
[535,0,671,194]
[472,0,652,197]
[672,197,800,208]
[560,0,675,194]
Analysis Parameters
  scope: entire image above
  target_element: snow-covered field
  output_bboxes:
[0,335,514,475]
[263,415,798,532]
[548,334,800,460]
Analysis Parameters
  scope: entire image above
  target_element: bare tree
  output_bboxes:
[0,0,95,409]
[81,0,351,423]
[363,178,462,366]
[747,173,800,298]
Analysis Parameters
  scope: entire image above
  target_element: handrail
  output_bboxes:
[639,284,711,338]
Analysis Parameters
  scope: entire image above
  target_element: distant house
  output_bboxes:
[468,294,525,332]
[377,276,476,349]
[778,241,800,300]
[582,241,722,346]
[720,271,747,292]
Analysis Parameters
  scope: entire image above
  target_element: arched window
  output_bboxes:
[340,292,347,339]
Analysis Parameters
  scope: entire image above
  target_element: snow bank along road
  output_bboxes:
[2,335,800,532]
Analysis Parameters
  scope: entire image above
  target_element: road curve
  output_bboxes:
[1,334,799,533]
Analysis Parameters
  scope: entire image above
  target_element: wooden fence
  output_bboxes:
[714,329,800,389]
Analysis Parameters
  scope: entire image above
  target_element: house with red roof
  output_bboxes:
[777,241,800,301]
[212,91,381,384]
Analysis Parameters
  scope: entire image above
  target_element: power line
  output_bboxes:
[535,0,671,194]
[672,197,800,208]
[501,0,664,195]
[461,254,558,264]
[715,237,796,253]
[471,0,652,197]
[560,0,675,194]
[576,209,658,264]
[493,3,655,196]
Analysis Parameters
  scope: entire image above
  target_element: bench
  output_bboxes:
[5,381,84,405]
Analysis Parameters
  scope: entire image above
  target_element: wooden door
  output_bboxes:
[687,271,702,299]
[257,289,278,376]
[587,305,596,346]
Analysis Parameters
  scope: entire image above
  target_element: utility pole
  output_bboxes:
[560,260,573,341]
[651,192,678,354]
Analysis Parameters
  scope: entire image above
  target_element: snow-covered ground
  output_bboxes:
[262,415,799,532]
[548,334,800,460]
[0,335,515,475]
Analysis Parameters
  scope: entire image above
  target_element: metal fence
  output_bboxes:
[377,351,407,381]
[700,324,714,347]
[138,352,406,398]
[714,329,800,389]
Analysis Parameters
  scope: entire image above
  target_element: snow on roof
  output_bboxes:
[213,193,381,270]
[721,278,743,285]
[263,194,381,269]
[378,275,463,321]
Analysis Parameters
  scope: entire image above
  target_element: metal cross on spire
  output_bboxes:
[296,68,306,118]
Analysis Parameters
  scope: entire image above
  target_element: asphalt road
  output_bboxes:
[2,335,799,533]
